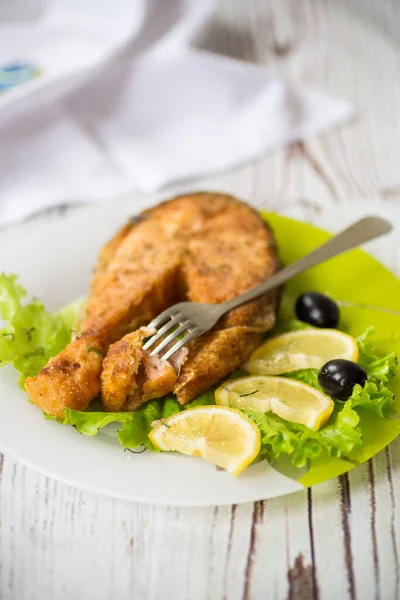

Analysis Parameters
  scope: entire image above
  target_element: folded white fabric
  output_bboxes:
[0,0,354,225]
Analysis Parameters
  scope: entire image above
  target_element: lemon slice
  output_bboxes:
[245,329,358,375]
[215,376,334,431]
[149,406,260,475]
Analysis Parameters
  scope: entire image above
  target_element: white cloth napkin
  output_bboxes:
[0,0,354,225]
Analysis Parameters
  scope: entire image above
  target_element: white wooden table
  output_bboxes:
[1,1,400,598]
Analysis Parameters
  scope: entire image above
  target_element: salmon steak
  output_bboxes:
[25,193,280,417]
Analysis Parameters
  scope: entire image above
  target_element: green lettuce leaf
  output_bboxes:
[0,274,73,384]
[283,369,320,389]
[63,400,163,451]
[348,328,396,417]
[357,326,397,378]
[348,380,395,418]
[245,400,362,468]
[61,390,216,450]
[162,397,182,418]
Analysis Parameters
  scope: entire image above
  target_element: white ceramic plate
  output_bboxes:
[0,201,302,505]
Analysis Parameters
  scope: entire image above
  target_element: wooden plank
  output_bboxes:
[309,478,353,600]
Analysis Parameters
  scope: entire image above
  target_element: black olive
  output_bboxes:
[295,292,340,328]
[318,359,367,401]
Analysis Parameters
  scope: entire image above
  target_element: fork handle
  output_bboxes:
[220,216,392,313]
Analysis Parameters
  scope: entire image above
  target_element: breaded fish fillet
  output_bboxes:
[101,197,280,411]
[25,193,279,417]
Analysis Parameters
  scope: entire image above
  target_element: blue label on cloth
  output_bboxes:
[0,62,41,92]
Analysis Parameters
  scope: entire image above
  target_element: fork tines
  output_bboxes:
[143,310,199,361]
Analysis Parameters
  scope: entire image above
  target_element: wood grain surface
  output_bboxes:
[1,1,400,599]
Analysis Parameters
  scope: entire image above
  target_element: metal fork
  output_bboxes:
[143,216,392,361]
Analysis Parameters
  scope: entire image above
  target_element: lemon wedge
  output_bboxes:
[149,406,260,475]
[245,329,358,375]
[215,376,334,431]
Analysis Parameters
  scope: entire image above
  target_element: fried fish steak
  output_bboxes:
[101,195,280,411]
[25,193,279,417]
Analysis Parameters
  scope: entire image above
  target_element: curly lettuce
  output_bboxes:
[0,274,73,384]
[61,391,214,450]
[245,401,362,468]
